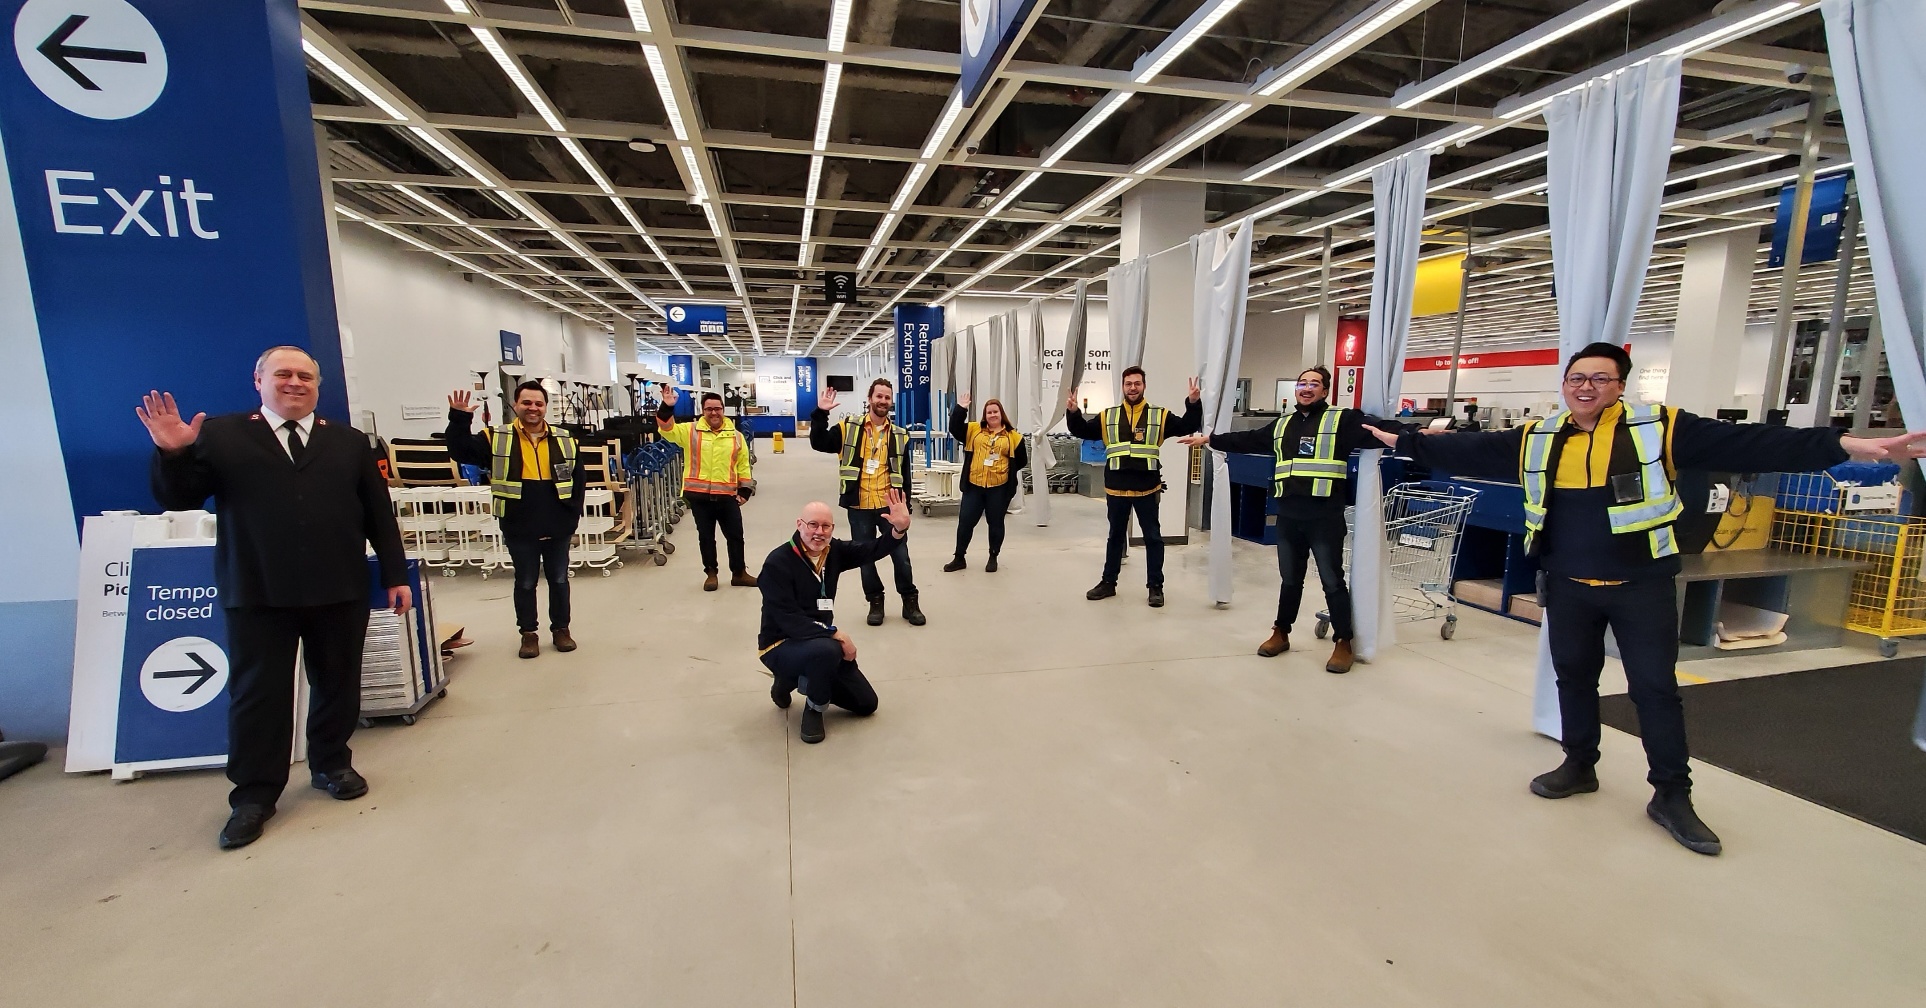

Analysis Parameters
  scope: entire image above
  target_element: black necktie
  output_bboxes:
[283,420,306,464]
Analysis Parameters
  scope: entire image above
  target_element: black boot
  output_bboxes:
[1529,757,1599,799]
[771,680,791,709]
[943,555,966,572]
[985,553,999,573]
[1648,788,1722,855]
[866,595,885,626]
[902,593,927,626]
[799,705,825,744]
[1086,581,1117,600]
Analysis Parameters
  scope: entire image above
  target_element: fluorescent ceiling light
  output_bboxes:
[472,26,566,133]
[680,147,712,203]
[1663,1,1803,55]
[890,163,929,211]
[1135,103,1249,176]
[623,1,651,32]
[1426,123,1483,151]
[641,45,689,142]
[1395,0,1645,109]
[1428,146,1548,191]
[1041,91,1131,168]
[983,172,1042,218]
[1257,0,1430,97]
[1244,115,1384,181]
[827,0,853,53]
[443,0,471,12]
[804,155,825,208]
[408,126,486,179]
[920,91,966,160]
[813,63,843,151]
[1667,151,1785,186]
[1133,0,1247,83]
[303,40,408,120]
[1067,178,1133,222]
[560,137,615,194]
[1324,160,1380,189]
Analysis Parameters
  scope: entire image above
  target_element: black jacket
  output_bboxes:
[948,405,1029,490]
[443,409,590,539]
[1395,409,1848,581]
[1207,402,1392,517]
[151,412,406,609]
[757,531,904,649]
[1064,398,1204,494]
[809,409,917,510]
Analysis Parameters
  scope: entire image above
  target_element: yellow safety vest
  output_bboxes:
[1272,407,1348,497]
[674,420,749,494]
[488,425,578,518]
[837,417,909,492]
[1101,404,1168,470]
[1521,403,1682,559]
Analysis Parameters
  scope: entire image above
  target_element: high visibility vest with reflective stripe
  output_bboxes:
[837,417,909,491]
[1101,405,1168,470]
[1521,403,1683,559]
[1272,407,1348,497]
[488,426,578,518]
[683,422,745,494]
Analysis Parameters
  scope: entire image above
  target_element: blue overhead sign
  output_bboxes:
[667,353,695,418]
[665,303,728,335]
[960,0,1043,108]
[794,356,818,410]
[895,305,940,429]
[1769,171,1852,268]
[0,0,349,522]
[499,329,523,363]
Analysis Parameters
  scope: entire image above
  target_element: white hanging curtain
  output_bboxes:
[1014,300,1047,516]
[999,308,1021,419]
[1527,54,1683,736]
[954,323,979,406]
[1033,280,1091,526]
[1108,258,1151,393]
[1822,0,1926,748]
[1349,150,1431,663]
[929,329,956,456]
[1191,218,1256,605]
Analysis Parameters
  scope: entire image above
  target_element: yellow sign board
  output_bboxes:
[1411,252,1466,318]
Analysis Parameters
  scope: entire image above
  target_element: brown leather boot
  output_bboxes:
[1257,626,1289,657]
[518,632,540,659]
[552,629,577,652]
[1325,639,1354,674]
[703,572,719,592]
[731,570,758,587]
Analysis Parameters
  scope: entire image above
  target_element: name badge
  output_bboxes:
[1610,471,1644,504]
[1131,427,1146,443]
[985,454,1000,466]
[1297,437,1316,457]
[816,598,834,612]
[553,461,574,481]
[865,458,880,474]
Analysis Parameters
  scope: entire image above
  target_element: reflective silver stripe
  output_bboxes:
[1519,413,1563,549]
[1104,406,1165,469]
[1607,404,1677,533]
[1648,525,1678,558]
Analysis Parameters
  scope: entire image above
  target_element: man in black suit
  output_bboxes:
[140,345,410,850]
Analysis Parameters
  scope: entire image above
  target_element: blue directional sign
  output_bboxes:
[499,329,523,364]
[793,356,818,412]
[895,305,941,429]
[115,544,228,765]
[0,0,350,522]
[667,353,695,418]
[664,303,728,335]
[960,0,1043,108]
[1769,170,1852,268]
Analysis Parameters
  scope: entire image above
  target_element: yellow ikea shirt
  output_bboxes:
[1546,402,1679,585]
[857,420,893,509]
[517,426,552,480]
[966,423,1020,488]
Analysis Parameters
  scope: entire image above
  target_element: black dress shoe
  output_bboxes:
[1147,587,1165,608]
[771,680,792,709]
[799,705,826,744]
[1648,789,1722,855]
[1086,581,1117,601]
[1529,757,1599,799]
[219,804,275,850]
[985,554,999,573]
[311,767,370,801]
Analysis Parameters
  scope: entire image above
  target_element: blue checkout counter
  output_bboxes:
[733,414,797,437]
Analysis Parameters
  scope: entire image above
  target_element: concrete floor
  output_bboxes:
[4,445,1924,1007]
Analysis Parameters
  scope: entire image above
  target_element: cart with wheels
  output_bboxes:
[1316,481,1480,641]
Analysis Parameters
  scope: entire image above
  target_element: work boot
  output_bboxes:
[518,632,540,659]
[1147,587,1165,608]
[1648,789,1723,855]
[799,705,826,744]
[902,593,927,626]
[867,595,886,626]
[1529,757,1599,799]
[731,570,758,587]
[771,680,792,709]
[1086,581,1117,601]
[943,555,967,572]
[552,628,577,652]
[1258,626,1290,657]
[703,572,719,592]
[1324,639,1354,674]
[985,553,999,573]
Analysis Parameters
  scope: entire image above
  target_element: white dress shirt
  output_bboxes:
[258,405,316,461]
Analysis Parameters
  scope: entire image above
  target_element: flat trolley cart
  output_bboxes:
[1315,480,1481,641]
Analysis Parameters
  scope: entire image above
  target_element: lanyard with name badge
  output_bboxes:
[792,541,835,618]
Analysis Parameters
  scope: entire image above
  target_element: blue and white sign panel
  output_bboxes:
[499,329,523,364]
[1769,170,1852,268]
[961,0,1043,108]
[895,305,940,429]
[667,353,695,418]
[0,0,348,521]
[794,356,818,409]
[115,544,227,765]
[665,303,728,335]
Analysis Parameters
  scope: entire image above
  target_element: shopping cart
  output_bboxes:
[1315,480,1481,641]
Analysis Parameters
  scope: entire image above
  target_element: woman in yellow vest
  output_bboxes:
[944,395,1028,572]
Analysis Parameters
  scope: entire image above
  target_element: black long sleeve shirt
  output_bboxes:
[1207,402,1393,518]
[757,531,905,649]
[1395,407,1849,581]
[1064,398,1203,494]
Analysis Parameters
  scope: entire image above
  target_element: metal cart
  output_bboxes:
[1316,480,1481,641]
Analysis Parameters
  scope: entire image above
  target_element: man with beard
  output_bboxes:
[809,378,925,627]
[1065,366,1202,608]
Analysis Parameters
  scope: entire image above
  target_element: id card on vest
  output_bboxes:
[554,461,574,483]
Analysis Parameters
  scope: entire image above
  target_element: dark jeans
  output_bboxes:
[1101,492,1164,588]
[1544,576,1691,792]
[507,534,571,632]
[224,601,370,809]
[761,637,879,714]
[1278,509,1352,641]
[686,492,747,574]
[955,481,1017,558]
[847,507,916,599]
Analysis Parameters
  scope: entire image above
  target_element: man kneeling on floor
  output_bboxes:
[758,493,913,743]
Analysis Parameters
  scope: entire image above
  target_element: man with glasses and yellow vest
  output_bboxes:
[1182,366,1395,672]
[657,387,757,592]
[1367,342,1926,855]
[809,378,925,627]
[1066,366,1203,608]
[447,381,589,659]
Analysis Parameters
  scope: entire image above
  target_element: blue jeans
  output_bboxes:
[1277,508,1352,640]
[1101,493,1164,588]
[846,507,916,600]
[507,535,571,632]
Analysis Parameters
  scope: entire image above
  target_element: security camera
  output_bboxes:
[1784,62,1809,84]
[964,143,980,155]
[1751,126,1776,144]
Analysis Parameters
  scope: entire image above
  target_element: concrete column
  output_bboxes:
[1666,231,1755,415]
[614,322,639,413]
[1121,180,1204,538]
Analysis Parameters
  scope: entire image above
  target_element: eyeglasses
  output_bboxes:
[800,521,835,532]
[1564,373,1624,388]
[1295,381,1324,390]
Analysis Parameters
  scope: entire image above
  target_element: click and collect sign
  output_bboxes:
[895,305,940,429]
[0,0,350,521]
[665,303,728,335]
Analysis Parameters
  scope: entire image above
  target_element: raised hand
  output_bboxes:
[660,385,679,408]
[1843,430,1926,462]
[136,391,205,453]
[819,387,839,413]
[883,488,913,533]
[1187,376,1203,402]
[1066,393,1080,412]
[958,393,971,410]
[1177,433,1209,448]
[448,389,474,413]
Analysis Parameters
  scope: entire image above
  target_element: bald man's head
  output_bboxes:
[797,502,836,553]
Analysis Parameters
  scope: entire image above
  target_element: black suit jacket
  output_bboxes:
[151,412,407,609]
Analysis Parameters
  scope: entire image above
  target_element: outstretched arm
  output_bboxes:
[1365,424,1527,482]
